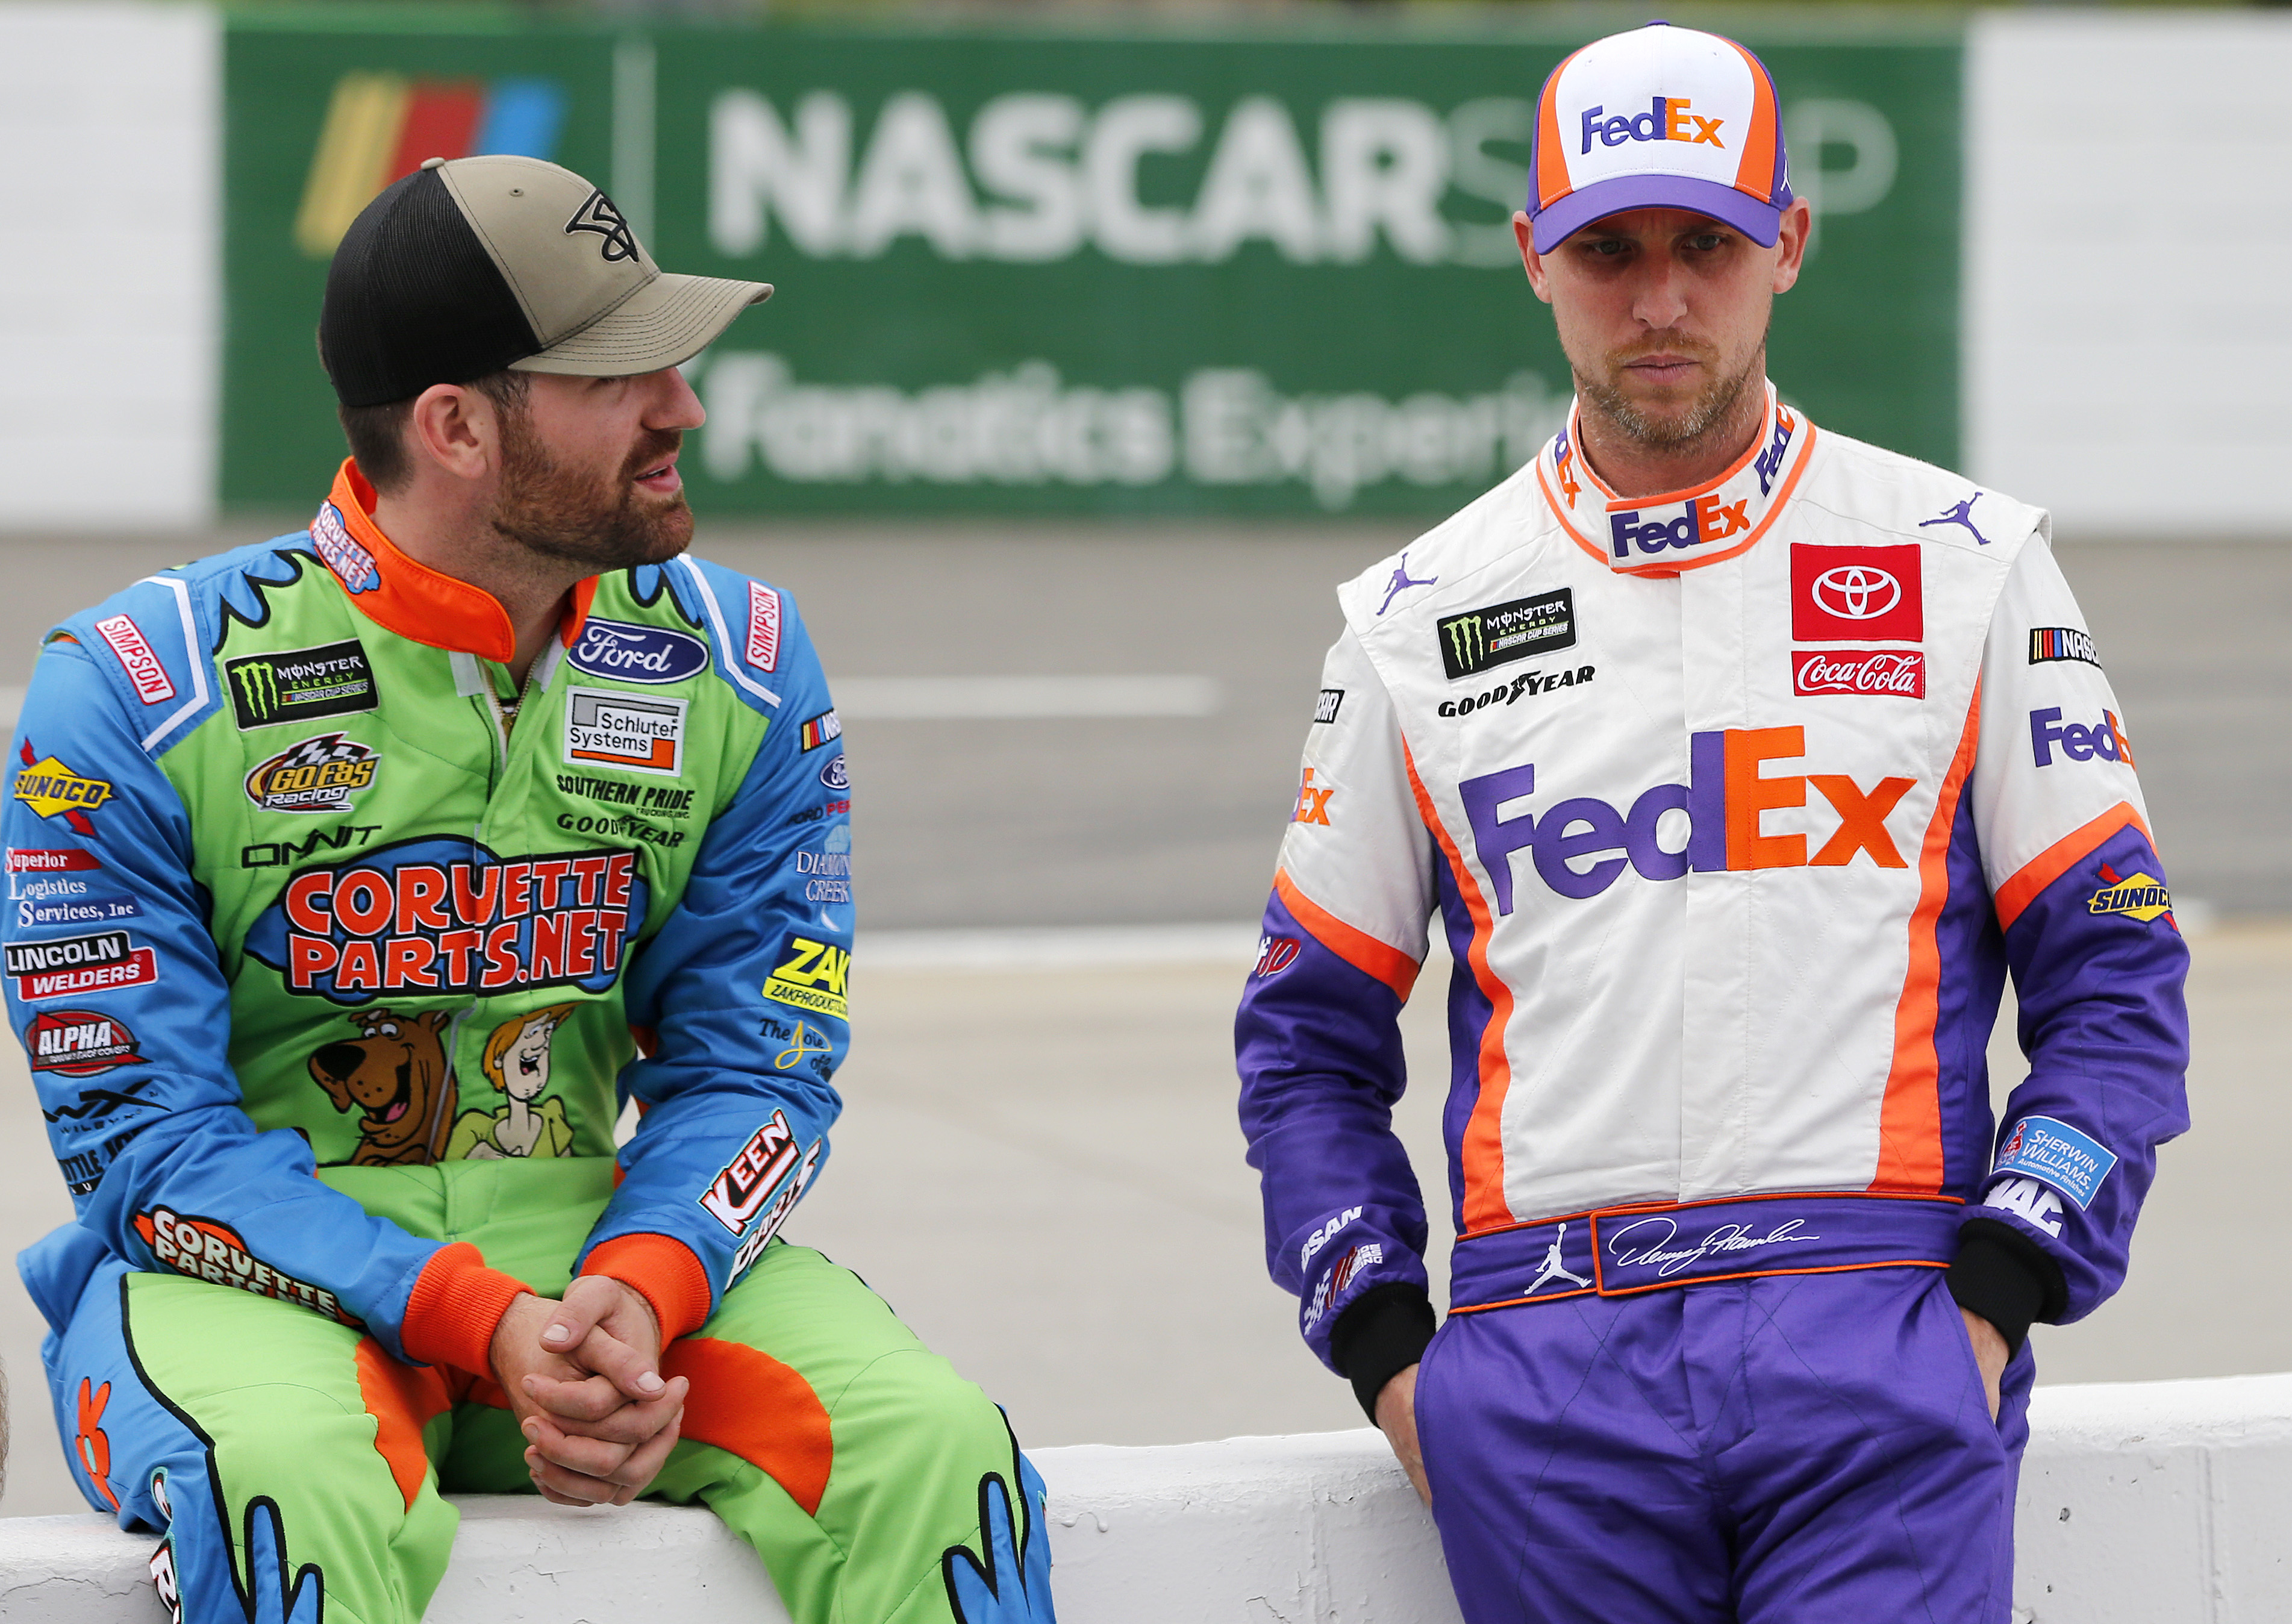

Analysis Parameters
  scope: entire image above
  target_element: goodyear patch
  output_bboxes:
[1993,1114,2118,1211]
[763,932,849,1020]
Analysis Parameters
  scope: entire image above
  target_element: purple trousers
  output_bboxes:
[1414,1267,2036,1624]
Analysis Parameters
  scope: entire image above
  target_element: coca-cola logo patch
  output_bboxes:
[1791,649,1926,699]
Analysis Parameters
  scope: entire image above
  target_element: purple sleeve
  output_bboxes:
[1235,889,1429,1372]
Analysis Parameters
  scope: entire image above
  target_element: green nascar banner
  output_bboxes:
[222,13,1959,517]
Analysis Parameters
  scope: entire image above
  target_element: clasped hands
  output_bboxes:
[489,1277,689,1507]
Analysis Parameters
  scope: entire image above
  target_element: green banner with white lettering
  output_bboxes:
[222,13,1959,516]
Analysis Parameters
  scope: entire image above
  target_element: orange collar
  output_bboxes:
[1535,386,1816,578]
[313,461,597,662]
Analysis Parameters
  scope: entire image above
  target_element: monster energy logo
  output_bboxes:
[224,640,378,730]
[1437,589,1575,681]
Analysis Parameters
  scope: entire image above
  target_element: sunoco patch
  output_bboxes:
[1992,1114,2117,1210]
[225,640,378,730]
[1437,590,1575,681]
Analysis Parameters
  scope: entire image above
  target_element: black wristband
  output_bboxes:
[1947,1217,2068,1355]
[1327,1282,1437,1422]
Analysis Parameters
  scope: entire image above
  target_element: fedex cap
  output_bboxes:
[1527,23,1793,253]
[320,154,772,408]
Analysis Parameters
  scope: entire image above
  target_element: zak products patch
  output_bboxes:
[13,746,114,834]
[1992,1115,2117,1210]
[568,619,709,686]
[2029,627,2103,669]
[240,835,648,1005]
[2090,864,2173,923]
[7,930,158,1001]
[1313,689,1344,724]
[564,687,685,777]
[244,734,379,815]
[746,582,783,672]
[1791,649,1926,698]
[133,1205,359,1323]
[224,640,378,730]
[798,710,842,751]
[1438,590,1576,681]
[25,1009,140,1076]
[92,615,175,705]
[1790,545,1922,642]
[764,933,849,1019]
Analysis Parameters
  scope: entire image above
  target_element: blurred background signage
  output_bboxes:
[224,14,1957,517]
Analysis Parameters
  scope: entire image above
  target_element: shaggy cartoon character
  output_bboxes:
[448,1005,576,1160]
[307,1008,457,1166]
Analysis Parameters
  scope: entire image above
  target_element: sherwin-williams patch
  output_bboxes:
[564,687,686,777]
[224,640,378,730]
[1437,590,1575,681]
[1992,1114,2117,1210]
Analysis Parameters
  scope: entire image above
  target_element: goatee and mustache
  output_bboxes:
[487,413,693,572]
[1576,329,1765,453]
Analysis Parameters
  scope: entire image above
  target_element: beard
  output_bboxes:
[488,413,693,573]
[1575,328,1765,454]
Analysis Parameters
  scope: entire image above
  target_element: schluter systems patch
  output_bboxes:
[563,687,686,778]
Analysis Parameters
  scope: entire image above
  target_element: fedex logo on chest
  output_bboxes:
[1459,727,1917,908]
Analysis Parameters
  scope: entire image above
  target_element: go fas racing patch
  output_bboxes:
[244,734,380,815]
[764,932,849,1019]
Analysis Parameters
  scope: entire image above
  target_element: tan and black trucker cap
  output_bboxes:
[319,154,770,408]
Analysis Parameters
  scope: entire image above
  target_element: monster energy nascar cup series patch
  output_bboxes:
[225,641,379,729]
[1437,589,1576,681]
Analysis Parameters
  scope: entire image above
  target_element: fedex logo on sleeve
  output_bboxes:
[1580,98,1725,152]
[2031,707,2135,769]
[1460,727,1916,908]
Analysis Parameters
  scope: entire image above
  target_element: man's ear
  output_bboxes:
[1514,213,1554,305]
[1771,198,1814,295]
[404,383,502,485]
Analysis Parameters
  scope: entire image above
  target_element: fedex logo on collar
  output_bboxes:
[1610,496,1750,560]
[1460,726,1914,907]
[1580,98,1725,153]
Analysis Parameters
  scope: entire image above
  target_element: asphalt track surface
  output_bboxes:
[0,520,2283,1517]
[0,520,2284,924]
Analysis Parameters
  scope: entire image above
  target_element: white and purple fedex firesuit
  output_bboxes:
[1237,386,2190,1622]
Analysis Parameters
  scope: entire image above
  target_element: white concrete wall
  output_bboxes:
[4,1374,2291,1622]
[1964,12,2292,537]
[0,2,218,529]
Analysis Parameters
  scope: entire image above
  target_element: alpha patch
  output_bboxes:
[224,640,378,731]
[25,1009,141,1076]
[1992,1114,2117,1210]
[563,687,686,777]
[1437,590,1575,681]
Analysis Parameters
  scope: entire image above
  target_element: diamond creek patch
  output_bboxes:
[1437,589,1576,682]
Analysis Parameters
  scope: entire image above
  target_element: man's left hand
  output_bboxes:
[497,1278,687,1507]
[1961,1308,2008,1423]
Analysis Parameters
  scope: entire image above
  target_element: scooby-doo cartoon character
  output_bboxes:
[307,1008,457,1166]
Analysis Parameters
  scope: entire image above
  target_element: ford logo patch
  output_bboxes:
[569,619,710,685]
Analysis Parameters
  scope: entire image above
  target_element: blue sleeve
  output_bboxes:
[578,576,847,1333]
[6,626,449,1363]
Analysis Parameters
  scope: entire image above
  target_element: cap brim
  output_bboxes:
[1531,175,1783,253]
[512,272,772,378]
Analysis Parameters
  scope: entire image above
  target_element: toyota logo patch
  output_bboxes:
[1811,566,1902,622]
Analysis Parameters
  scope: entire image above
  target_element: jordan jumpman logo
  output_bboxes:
[1920,493,1991,546]
[1378,554,1437,616]
[1526,1221,1593,1295]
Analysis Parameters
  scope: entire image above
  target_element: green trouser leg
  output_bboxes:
[104,1159,1032,1624]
